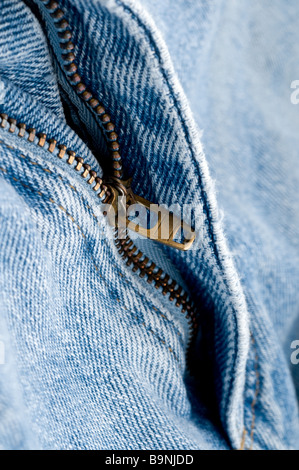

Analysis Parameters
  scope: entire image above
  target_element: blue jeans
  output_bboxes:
[0,0,298,450]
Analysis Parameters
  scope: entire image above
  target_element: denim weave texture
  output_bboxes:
[0,0,298,450]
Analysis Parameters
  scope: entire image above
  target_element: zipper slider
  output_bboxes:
[105,178,196,251]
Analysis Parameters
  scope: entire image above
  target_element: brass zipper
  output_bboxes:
[0,0,199,354]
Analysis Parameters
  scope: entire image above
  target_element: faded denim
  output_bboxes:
[0,0,298,450]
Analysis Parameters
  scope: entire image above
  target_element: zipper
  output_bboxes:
[0,0,199,356]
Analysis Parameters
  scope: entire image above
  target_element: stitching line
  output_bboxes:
[0,164,181,366]
[239,335,260,450]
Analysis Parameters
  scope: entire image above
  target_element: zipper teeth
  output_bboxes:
[40,0,123,179]
[0,112,199,352]
[2,0,199,355]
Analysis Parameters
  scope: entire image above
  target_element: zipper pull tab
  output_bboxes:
[105,178,196,251]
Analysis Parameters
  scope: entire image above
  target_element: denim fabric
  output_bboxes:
[0,0,298,450]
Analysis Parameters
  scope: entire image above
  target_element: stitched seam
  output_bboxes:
[0,166,182,366]
[239,335,260,450]
[0,139,184,344]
